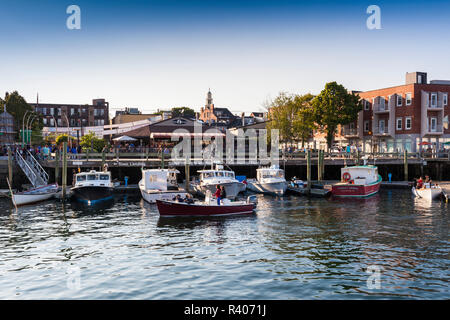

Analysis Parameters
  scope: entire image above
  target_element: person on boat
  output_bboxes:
[220,185,227,200]
[417,176,424,189]
[184,194,194,204]
[174,194,184,203]
[424,175,432,187]
[214,185,222,205]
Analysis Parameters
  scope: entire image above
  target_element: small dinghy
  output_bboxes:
[156,194,258,217]
[287,179,331,198]
[412,185,442,201]
[12,183,59,206]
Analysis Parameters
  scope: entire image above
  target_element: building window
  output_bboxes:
[431,93,437,107]
[406,93,412,106]
[405,117,412,130]
[57,119,62,126]
[444,94,448,106]
[50,108,54,115]
[363,100,369,110]
[397,94,402,106]
[364,120,370,132]
[396,118,402,130]
[42,108,47,115]
[43,118,47,125]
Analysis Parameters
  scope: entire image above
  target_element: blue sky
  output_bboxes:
[1,0,450,115]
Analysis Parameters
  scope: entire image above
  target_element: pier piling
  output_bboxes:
[55,149,60,184]
[62,142,67,199]
[404,150,408,182]
[7,147,13,186]
[307,149,311,192]
[185,160,190,193]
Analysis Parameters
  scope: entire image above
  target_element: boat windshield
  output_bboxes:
[87,174,98,181]
[261,170,284,179]
[225,172,234,178]
[100,174,110,181]
[77,175,86,182]
[202,172,214,179]
[216,172,224,177]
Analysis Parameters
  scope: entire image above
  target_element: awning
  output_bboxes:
[150,132,225,138]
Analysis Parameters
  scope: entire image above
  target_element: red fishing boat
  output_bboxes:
[156,196,257,217]
[332,166,382,198]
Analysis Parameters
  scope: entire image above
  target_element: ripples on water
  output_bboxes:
[0,190,448,299]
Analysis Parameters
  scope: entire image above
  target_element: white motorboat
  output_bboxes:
[412,184,442,201]
[139,168,188,204]
[246,165,287,196]
[191,164,245,199]
[72,170,114,204]
[12,183,59,206]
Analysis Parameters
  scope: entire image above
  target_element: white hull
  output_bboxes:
[13,190,58,206]
[139,183,188,204]
[193,182,243,199]
[412,187,442,201]
[247,181,287,196]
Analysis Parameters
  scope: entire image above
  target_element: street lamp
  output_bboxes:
[22,110,31,147]
[26,114,38,146]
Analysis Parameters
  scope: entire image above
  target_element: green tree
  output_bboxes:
[266,92,315,147]
[80,132,106,152]
[1,91,43,143]
[312,82,362,149]
[171,107,195,118]
[56,134,73,145]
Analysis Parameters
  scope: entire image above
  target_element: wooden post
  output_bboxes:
[307,149,311,192]
[7,147,13,187]
[101,149,106,171]
[55,149,60,184]
[62,142,67,199]
[321,150,325,182]
[317,150,322,183]
[185,159,190,193]
[161,149,165,169]
[404,150,408,182]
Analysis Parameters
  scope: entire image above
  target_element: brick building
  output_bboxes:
[30,98,109,128]
[310,72,450,153]
[198,89,238,128]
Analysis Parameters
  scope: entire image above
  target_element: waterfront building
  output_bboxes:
[112,107,168,125]
[306,72,450,153]
[0,106,16,144]
[30,98,110,128]
[198,89,238,128]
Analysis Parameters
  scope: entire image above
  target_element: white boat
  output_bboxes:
[139,168,188,204]
[246,165,287,196]
[72,170,114,204]
[412,184,442,201]
[191,164,245,199]
[12,183,59,206]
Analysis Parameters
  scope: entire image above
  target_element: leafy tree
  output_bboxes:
[266,92,315,147]
[2,91,43,144]
[56,134,74,145]
[80,132,106,152]
[171,107,195,118]
[312,82,362,149]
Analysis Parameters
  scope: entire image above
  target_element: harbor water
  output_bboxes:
[0,190,448,299]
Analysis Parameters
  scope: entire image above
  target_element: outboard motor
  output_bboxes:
[246,195,258,206]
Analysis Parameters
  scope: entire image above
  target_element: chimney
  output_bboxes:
[241,112,245,126]
[406,72,427,85]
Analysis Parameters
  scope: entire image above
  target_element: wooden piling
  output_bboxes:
[317,150,322,182]
[185,160,190,193]
[55,149,60,184]
[307,149,311,192]
[404,150,408,182]
[62,142,67,199]
[7,147,13,187]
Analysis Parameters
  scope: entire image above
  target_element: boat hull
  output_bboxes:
[156,200,255,217]
[332,179,381,198]
[412,187,442,200]
[12,184,59,206]
[247,181,287,196]
[72,186,113,204]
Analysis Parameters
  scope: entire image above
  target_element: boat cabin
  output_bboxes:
[340,166,379,185]
[256,165,285,181]
[142,169,180,191]
[75,170,112,187]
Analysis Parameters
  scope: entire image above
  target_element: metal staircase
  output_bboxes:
[15,149,49,187]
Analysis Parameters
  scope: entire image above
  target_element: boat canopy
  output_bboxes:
[198,170,235,179]
[76,170,111,183]
[341,166,379,184]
